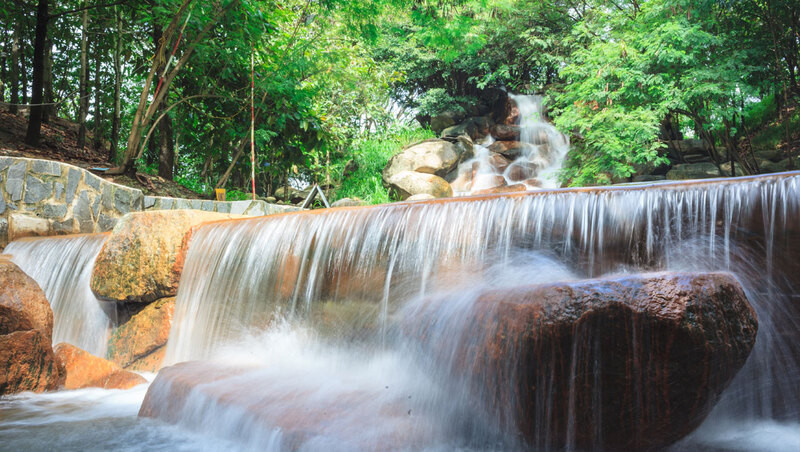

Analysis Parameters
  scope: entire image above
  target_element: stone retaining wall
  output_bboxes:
[0,157,300,248]
[144,196,299,216]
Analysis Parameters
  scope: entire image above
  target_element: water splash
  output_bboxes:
[452,94,570,194]
[5,233,112,356]
[139,172,796,449]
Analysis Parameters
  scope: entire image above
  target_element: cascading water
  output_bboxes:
[3,173,799,451]
[4,233,112,357]
[150,172,800,450]
[452,94,569,194]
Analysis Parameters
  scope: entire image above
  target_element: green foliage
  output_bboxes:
[225,189,253,201]
[331,126,434,204]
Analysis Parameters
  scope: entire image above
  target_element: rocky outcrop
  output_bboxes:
[90,210,241,303]
[384,171,453,200]
[383,140,461,180]
[106,297,175,371]
[408,272,757,450]
[0,258,60,395]
[54,343,146,390]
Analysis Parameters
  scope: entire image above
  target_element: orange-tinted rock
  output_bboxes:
[55,342,146,389]
[104,370,148,390]
[488,140,528,158]
[472,184,527,195]
[107,297,175,371]
[0,330,60,394]
[409,272,758,450]
[487,153,511,173]
[0,259,60,395]
[0,259,53,336]
[91,210,241,303]
[127,346,166,372]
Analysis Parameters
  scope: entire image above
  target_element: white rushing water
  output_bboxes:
[2,173,800,451]
[452,94,570,195]
[5,233,112,356]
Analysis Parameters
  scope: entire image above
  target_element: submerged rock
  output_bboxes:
[107,297,175,371]
[91,210,241,303]
[54,342,146,390]
[0,258,60,395]
[409,272,758,450]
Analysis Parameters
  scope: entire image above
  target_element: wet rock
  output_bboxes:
[487,140,530,159]
[54,342,146,390]
[487,153,511,173]
[472,183,527,195]
[91,210,241,303]
[0,330,60,394]
[0,259,53,336]
[490,124,521,141]
[140,361,439,449]
[505,161,539,182]
[409,272,757,450]
[107,297,175,371]
[0,258,60,395]
[382,140,460,181]
[406,193,436,201]
[441,117,493,141]
[385,171,453,200]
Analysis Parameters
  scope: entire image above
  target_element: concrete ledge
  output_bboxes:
[144,196,300,216]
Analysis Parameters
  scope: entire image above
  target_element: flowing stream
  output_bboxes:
[452,94,570,194]
[2,173,800,450]
[4,233,111,357]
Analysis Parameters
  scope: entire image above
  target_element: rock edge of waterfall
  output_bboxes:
[141,271,758,450]
[406,271,758,450]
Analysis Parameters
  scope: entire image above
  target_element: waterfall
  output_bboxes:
[163,171,800,439]
[5,233,112,357]
[452,94,570,195]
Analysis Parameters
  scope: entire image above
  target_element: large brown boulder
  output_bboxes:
[140,361,438,449]
[107,297,175,372]
[90,210,240,303]
[384,171,453,200]
[408,272,757,450]
[0,330,60,394]
[382,139,460,181]
[0,258,53,336]
[54,342,146,390]
[0,258,60,395]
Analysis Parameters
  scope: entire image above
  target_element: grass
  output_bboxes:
[331,126,435,204]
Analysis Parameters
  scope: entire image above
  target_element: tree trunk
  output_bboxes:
[77,0,90,149]
[111,5,122,163]
[93,37,103,151]
[157,107,175,180]
[1,38,6,104]
[20,33,28,106]
[112,0,238,176]
[10,21,20,115]
[24,0,49,147]
[42,35,54,123]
